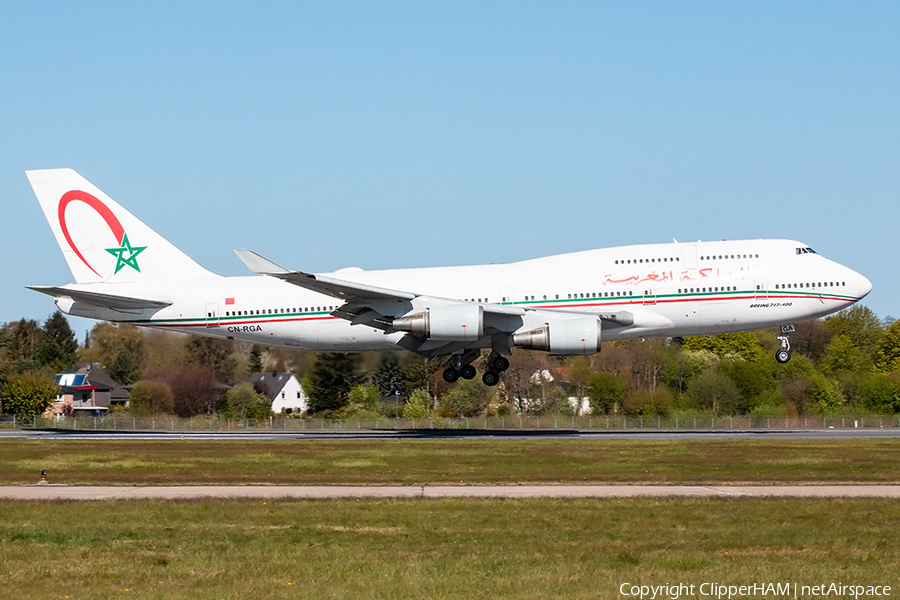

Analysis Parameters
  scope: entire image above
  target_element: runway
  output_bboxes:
[2,428,900,440]
[4,484,900,500]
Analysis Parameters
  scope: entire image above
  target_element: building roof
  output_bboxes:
[248,371,297,402]
[75,363,130,400]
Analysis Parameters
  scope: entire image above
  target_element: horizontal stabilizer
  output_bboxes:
[28,286,172,310]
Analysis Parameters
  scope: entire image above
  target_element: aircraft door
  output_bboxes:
[642,288,657,305]
[754,278,768,299]
[680,244,698,270]
[205,302,220,327]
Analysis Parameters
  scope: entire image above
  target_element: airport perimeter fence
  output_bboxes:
[2,413,899,432]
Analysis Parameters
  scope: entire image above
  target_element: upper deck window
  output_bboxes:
[796,247,818,255]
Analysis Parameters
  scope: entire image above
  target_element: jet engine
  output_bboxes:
[512,317,602,355]
[391,304,484,342]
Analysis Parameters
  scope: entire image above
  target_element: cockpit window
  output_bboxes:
[795,247,817,255]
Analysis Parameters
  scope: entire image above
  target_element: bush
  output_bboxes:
[152,366,220,417]
[402,388,430,419]
[218,383,272,420]
[129,381,174,416]
[347,384,380,412]
[622,387,674,416]
[439,379,495,417]
[1,372,59,419]
[687,370,742,415]
[588,372,627,415]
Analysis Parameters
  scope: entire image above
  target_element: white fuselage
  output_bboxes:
[58,238,871,352]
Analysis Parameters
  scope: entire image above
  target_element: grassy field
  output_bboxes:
[1,497,897,599]
[1,438,900,485]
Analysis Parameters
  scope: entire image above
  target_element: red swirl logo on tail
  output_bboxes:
[58,190,146,276]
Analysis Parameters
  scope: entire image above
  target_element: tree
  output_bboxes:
[777,376,815,414]
[84,322,145,368]
[402,355,442,398]
[629,340,667,392]
[303,353,360,413]
[588,372,628,415]
[41,312,78,368]
[347,383,379,412]
[152,366,220,417]
[790,319,833,364]
[438,378,494,417]
[811,374,845,413]
[185,336,237,382]
[622,387,674,416]
[857,373,900,414]
[687,370,742,415]
[108,346,142,386]
[218,382,272,420]
[873,320,900,373]
[820,334,863,375]
[247,345,264,374]
[825,305,884,360]
[372,353,404,398]
[717,359,774,411]
[567,356,593,413]
[128,381,174,416]
[681,332,766,362]
[402,388,430,419]
[1,372,59,419]
[1,319,46,363]
[500,350,546,414]
[143,329,188,371]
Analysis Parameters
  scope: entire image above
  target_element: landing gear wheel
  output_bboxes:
[491,355,510,372]
[775,349,792,364]
[482,371,500,386]
[443,367,460,383]
[460,365,477,380]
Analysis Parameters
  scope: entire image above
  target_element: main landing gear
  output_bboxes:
[442,352,510,386]
[775,324,795,364]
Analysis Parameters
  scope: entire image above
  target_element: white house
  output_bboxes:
[249,371,307,414]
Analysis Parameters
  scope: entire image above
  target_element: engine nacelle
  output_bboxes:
[392,304,484,342]
[512,317,602,355]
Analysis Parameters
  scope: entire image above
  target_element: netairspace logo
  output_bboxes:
[619,582,892,600]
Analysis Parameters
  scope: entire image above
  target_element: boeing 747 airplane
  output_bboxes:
[27,169,872,386]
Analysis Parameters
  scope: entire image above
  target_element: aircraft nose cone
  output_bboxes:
[858,273,873,299]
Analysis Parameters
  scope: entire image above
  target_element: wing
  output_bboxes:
[234,249,658,358]
[235,249,528,356]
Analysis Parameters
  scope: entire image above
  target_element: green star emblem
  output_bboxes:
[105,233,147,274]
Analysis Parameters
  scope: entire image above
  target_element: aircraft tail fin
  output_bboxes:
[26,169,216,284]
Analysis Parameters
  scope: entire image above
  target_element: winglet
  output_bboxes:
[234,249,291,275]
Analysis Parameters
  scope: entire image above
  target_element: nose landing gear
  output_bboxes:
[775,324,795,364]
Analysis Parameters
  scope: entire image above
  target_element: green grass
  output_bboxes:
[2,438,900,485]
[1,497,897,599]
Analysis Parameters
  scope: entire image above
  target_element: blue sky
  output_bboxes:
[1,1,898,337]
